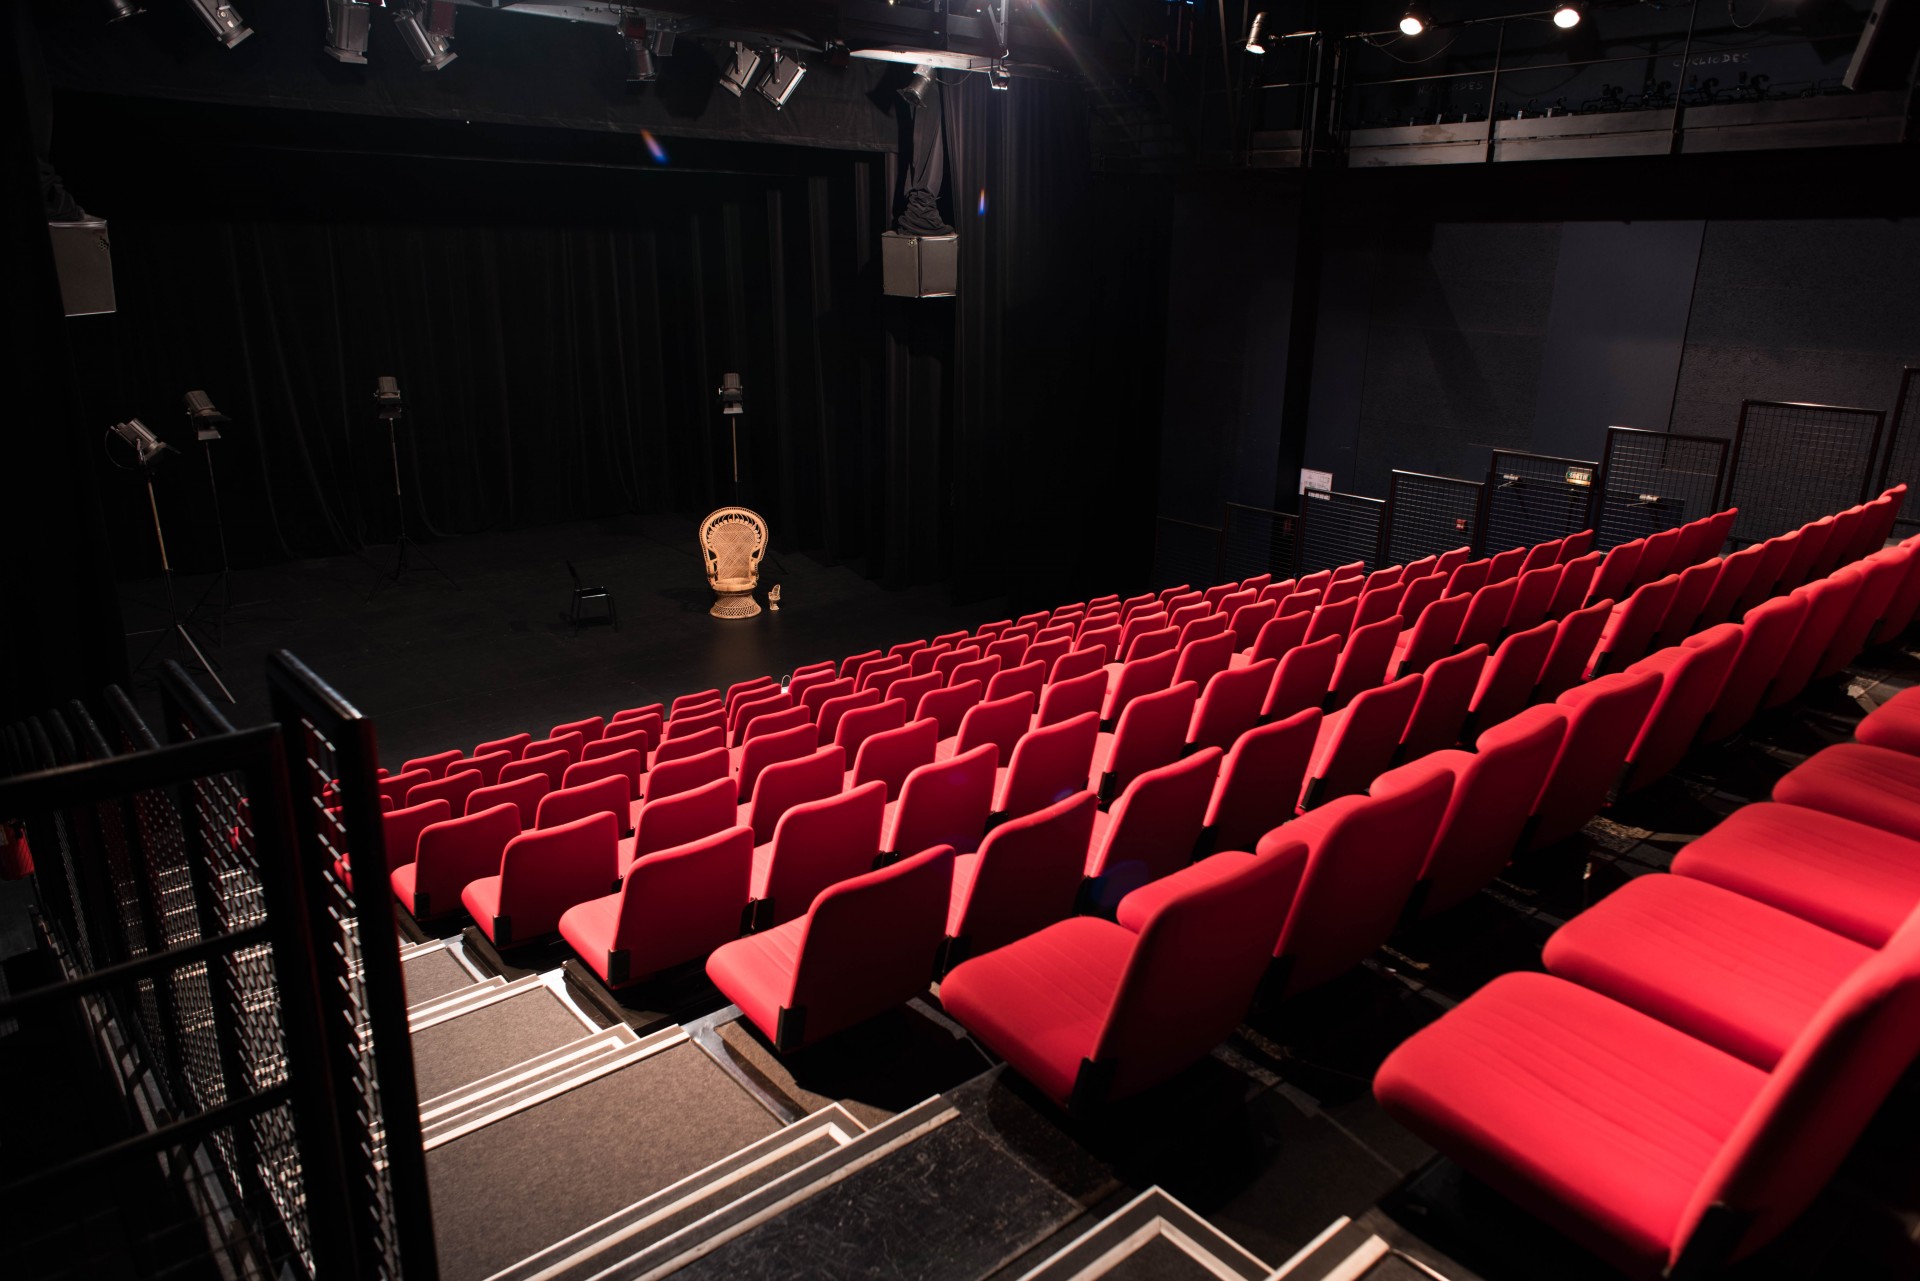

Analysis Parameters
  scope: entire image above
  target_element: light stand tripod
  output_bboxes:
[366,379,458,600]
[112,421,236,703]
[182,393,240,642]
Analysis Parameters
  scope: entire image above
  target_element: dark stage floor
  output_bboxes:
[116,516,999,767]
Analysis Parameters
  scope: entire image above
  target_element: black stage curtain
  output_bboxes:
[54,80,1169,606]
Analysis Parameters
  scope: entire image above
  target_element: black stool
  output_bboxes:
[567,561,617,631]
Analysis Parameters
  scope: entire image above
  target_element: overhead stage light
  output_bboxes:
[394,5,456,71]
[988,62,1010,91]
[1553,3,1582,27]
[898,64,934,108]
[186,0,251,47]
[110,419,175,469]
[1399,3,1430,36]
[757,51,806,110]
[719,42,763,97]
[324,0,372,64]
[622,17,656,81]
[1246,12,1274,54]
[103,0,142,23]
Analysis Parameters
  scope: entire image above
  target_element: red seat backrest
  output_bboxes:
[1534,597,1614,704]
[584,729,651,765]
[739,705,809,747]
[736,722,818,804]
[955,692,1038,762]
[1696,542,1767,630]
[1525,668,1663,850]
[629,775,737,869]
[838,649,882,679]
[1355,581,1409,629]
[474,732,531,760]
[1453,578,1519,654]
[1634,526,1684,587]
[1503,564,1562,635]
[834,697,909,758]
[1466,620,1557,739]
[743,745,846,845]
[1620,623,1743,793]
[402,749,463,779]
[655,726,724,765]
[1557,529,1594,562]
[1591,573,1681,677]
[383,798,451,869]
[493,811,620,943]
[1762,568,1863,709]
[1328,614,1403,712]
[1086,748,1222,907]
[947,792,1097,964]
[1247,611,1311,665]
[561,749,645,796]
[1586,540,1644,606]
[759,780,886,928]
[536,774,631,834]
[1486,545,1528,584]
[1415,705,1567,916]
[849,717,940,803]
[1171,630,1236,690]
[1304,671,1423,810]
[410,803,523,918]
[499,750,568,791]
[1204,707,1321,852]
[888,743,998,857]
[377,769,430,808]
[1394,573,1447,628]
[405,769,484,814]
[549,715,605,745]
[986,659,1047,707]
[1263,633,1341,720]
[1187,659,1276,754]
[1518,537,1562,576]
[609,826,754,981]
[1654,557,1725,649]
[1394,592,1471,679]
[1544,551,1601,620]
[1398,643,1487,761]
[1698,592,1811,743]
[816,688,882,748]
[1443,558,1491,599]
[663,708,726,742]
[638,745,730,806]
[1035,669,1107,729]
[1100,680,1199,800]
[464,774,547,828]
[1304,596,1360,646]
[999,712,1099,822]
[524,731,586,764]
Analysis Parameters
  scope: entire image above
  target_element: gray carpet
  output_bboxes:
[426,1043,778,1281]
[411,987,590,1102]
[1103,1236,1226,1281]
[403,948,479,1005]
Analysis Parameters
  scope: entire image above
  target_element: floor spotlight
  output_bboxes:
[1399,3,1430,36]
[1553,3,1582,27]
[324,0,372,64]
[394,5,456,71]
[719,42,763,97]
[103,0,142,23]
[1246,12,1274,54]
[110,418,175,469]
[757,51,806,109]
[186,0,252,47]
[898,64,934,108]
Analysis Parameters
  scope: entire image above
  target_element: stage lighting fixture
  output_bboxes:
[988,62,1011,90]
[719,42,763,97]
[394,6,456,71]
[1399,3,1430,36]
[758,51,806,109]
[718,373,744,416]
[324,0,372,64]
[187,0,252,47]
[1553,3,1582,27]
[898,64,935,108]
[184,390,228,440]
[111,418,175,469]
[622,18,657,82]
[103,0,142,23]
[1246,12,1273,54]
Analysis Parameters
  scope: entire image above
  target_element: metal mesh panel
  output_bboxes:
[2,693,322,1281]
[1594,428,1728,550]
[1152,517,1223,591]
[1296,490,1385,575]
[1383,471,1484,566]
[1879,368,1920,530]
[1219,503,1298,583]
[1481,450,1597,556]
[1726,400,1885,547]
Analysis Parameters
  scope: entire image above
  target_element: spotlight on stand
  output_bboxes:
[898,64,934,108]
[110,418,175,469]
[1553,2,1582,27]
[394,4,457,71]
[184,390,228,440]
[103,0,142,23]
[757,50,806,109]
[324,0,372,64]
[1399,3,1430,36]
[987,62,1011,91]
[719,42,763,97]
[718,373,744,416]
[1246,11,1274,54]
[622,17,656,81]
[186,0,252,47]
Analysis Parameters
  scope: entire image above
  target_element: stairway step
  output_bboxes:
[407,973,536,1030]
[485,1102,872,1281]
[421,1024,680,1150]
[1014,1187,1272,1281]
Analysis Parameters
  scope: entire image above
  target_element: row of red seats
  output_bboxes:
[1372,527,1920,1278]
[936,491,1912,1115]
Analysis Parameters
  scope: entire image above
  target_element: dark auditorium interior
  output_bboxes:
[8,0,1920,1277]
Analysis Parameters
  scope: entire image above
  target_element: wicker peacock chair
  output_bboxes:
[699,506,768,619]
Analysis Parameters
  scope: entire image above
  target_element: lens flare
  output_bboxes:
[977,188,988,216]
[641,129,669,164]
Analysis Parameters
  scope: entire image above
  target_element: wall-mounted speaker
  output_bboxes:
[48,219,116,316]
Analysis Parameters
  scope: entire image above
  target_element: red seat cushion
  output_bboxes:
[1671,802,1920,947]
[1542,874,1871,1069]
[461,875,504,933]
[936,917,1131,1105]
[704,917,804,1037]
[945,852,982,936]
[556,892,621,981]
[1857,687,1920,757]
[1773,742,1920,843]
[1374,971,1766,1279]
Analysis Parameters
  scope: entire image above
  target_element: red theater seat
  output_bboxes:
[1396,643,1486,761]
[833,697,909,760]
[377,769,431,809]
[393,803,521,921]
[1693,543,1764,630]
[848,717,939,803]
[1672,801,1920,947]
[1761,570,1863,709]
[475,732,532,760]
[499,750,568,792]
[1034,669,1107,730]
[1731,532,1798,618]
[1412,704,1566,918]
[549,715,605,745]
[1231,612,1310,672]
[1092,680,1198,802]
[1587,573,1679,678]
[623,775,736,873]
[1261,633,1340,721]
[1462,620,1556,743]
[1486,544,1528,583]
[1171,630,1236,691]
[733,723,816,803]
[1186,659,1275,754]
[1394,573,1446,629]
[1543,873,1875,1069]
[708,844,954,1053]
[365,798,451,892]
[1532,597,1612,704]
[635,746,730,811]
[1502,564,1561,636]
[1354,581,1408,629]
[1263,757,1453,997]
[941,846,1306,1111]
[1651,557,1720,649]
[654,726,724,766]
[1557,528,1594,562]
[1634,526,1684,587]
[405,768,485,815]
[1519,537,1562,575]
[463,812,621,947]
[942,691,1036,765]
[562,826,754,987]
[1202,708,1320,854]
[884,743,997,859]
[1443,558,1490,600]
[1543,550,1600,620]
[1375,917,1920,1280]
[562,749,645,798]
[943,791,1096,969]
[1617,623,1742,793]
[916,679,984,741]
[465,774,547,828]
[1326,615,1402,712]
[523,732,584,764]
[994,712,1098,821]
[1872,533,1920,645]
[1818,545,1912,678]
[1696,592,1810,742]
[1857,685,1920,756]
[1585,539,1643,608]
[443,749,512,786]
[1049,645,1107,685]
[1773,741,1920,844]
[737,745,845,846]
[1451,578,1517,654]
[1303,597,1359,646]
[1392,592,1469,680]
[536,774,631,839]
[1227,599,1278,651]
[985,659,1046,707]
[815,688,881,749]
[749,781,885,929]
[1084,748,1221,910]
[1300,672,1421,811]
[402,749,464,779]
[1524,669,1661,851]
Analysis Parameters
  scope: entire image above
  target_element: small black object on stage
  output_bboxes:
[108,417,236,703]
[367,375,458,600]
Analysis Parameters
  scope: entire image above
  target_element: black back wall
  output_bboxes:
[49,77,1168,607]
